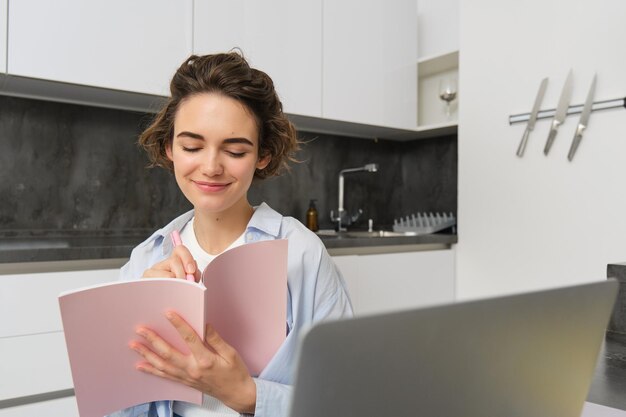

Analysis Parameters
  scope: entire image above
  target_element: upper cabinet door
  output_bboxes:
[417,0,459,59]
[323,0,417,129]
[193,0,322,117]
[0,0,6,73]
[7,0,193,96]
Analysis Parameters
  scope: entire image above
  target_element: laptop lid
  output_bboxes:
[289,280,618,417]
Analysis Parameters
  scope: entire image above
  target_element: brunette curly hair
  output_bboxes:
[139,51,299,179]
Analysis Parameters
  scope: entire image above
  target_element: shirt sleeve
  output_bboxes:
[312,248,354,322]
[119,234,165,282]
[250,378,293,417]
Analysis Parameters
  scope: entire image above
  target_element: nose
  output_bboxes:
[200,152,224,177]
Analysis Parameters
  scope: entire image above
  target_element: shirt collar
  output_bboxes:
[156,209,195,255]
[155,203,282,255]
[247,202,283,238]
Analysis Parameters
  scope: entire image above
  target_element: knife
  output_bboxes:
[544,69,574,155]
[567,74,597,161]
[516,77,548,157]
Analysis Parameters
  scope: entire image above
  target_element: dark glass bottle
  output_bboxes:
[306,199,319,232]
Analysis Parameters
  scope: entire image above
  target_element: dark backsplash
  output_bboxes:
[0,95,456,232]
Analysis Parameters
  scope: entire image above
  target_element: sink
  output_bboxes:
[316,230,418,239]
[0,239,71,250]
[344,230,418,238]
[0,233,151,251]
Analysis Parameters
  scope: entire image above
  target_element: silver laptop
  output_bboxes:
[289,280,618,417]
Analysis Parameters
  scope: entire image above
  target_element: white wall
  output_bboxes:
[457,0,626,299]
[417,0,459,58]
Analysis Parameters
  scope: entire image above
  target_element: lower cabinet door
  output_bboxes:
[0,332,73,401]
[333,248,455,316]
[0,396,78,417]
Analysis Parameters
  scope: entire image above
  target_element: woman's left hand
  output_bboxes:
[130,311,257,414]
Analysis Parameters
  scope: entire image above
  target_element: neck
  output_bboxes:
[193,199,254,255]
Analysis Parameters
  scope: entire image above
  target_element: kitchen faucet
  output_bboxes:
[330,163,378,231]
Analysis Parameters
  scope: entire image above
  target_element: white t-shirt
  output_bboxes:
[173,217,245,417]
[179,216,246,274]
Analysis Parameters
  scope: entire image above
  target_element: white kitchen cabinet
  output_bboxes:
[323,0,417,130]
[333,249,455,316]
[0,332,74,401]
[416,0,459,60]
[0,269,116,405]
[0,0,6,73]
[0,268,118,338]
[415,0,459,132]
[0,396,78,417]
[193,0,322,117]
[7,0,192,96]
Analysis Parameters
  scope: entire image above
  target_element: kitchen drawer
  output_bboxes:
[333,248,456,316]
[0,269,117,338]
[0,396,78,417]
[0,332,73,401]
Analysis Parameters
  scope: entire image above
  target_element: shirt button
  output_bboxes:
[246,232,256,241]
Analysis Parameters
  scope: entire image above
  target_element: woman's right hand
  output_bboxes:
[142,245,200,282]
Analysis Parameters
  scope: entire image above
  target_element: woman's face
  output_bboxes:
[166,93,270,215]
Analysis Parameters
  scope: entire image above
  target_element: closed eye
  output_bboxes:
[182,146,202,153]
[227,151,247,158]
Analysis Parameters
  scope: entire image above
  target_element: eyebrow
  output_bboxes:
[176,131,254,146]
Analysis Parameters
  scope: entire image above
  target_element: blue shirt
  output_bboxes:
[107,203,353,417]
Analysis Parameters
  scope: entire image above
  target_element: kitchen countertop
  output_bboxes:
[588,331,626,410]
[0,229,153,264]
[587,263,626,411]
[589,264,626,411]
[0,229,457,271]
[319,231,457,256]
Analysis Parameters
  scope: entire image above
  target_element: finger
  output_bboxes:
[135,327,185,368]
[130,341,171,372]
[166,311,209,358]
[141,258,178,279]
[172,246,197,279]
[142,268,176,279]
[142,256,187,280]
[204,322,236,359]
[135,360,183,383]
[167,253,188,280]
[194,260,202,283]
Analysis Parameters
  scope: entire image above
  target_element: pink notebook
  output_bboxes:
[59,239,288,417]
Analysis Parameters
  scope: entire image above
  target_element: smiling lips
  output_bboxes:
[193,180,230,192]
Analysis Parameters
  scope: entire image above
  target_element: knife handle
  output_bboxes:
[567,125,586,161]
[516,128,531,157]
[544,127,558,155]
[568,134,582,161]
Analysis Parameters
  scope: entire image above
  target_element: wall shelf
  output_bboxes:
[417,49,459,130]
[415,120,457,138]
[418,50,459,77]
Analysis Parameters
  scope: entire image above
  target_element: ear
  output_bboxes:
[256,154,271,171]
[165,143,174,161]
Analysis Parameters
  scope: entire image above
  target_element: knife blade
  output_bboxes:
[516,77,548,157]
[567,74,597,161]
[544,69,574,155]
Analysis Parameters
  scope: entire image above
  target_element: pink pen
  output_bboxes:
[170,230,196,282]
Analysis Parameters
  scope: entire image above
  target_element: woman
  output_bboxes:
[109,52,353,417]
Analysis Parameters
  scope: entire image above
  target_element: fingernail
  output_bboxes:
[165,311,175,320]
[186,263,195,273]
[136,328,147,337]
